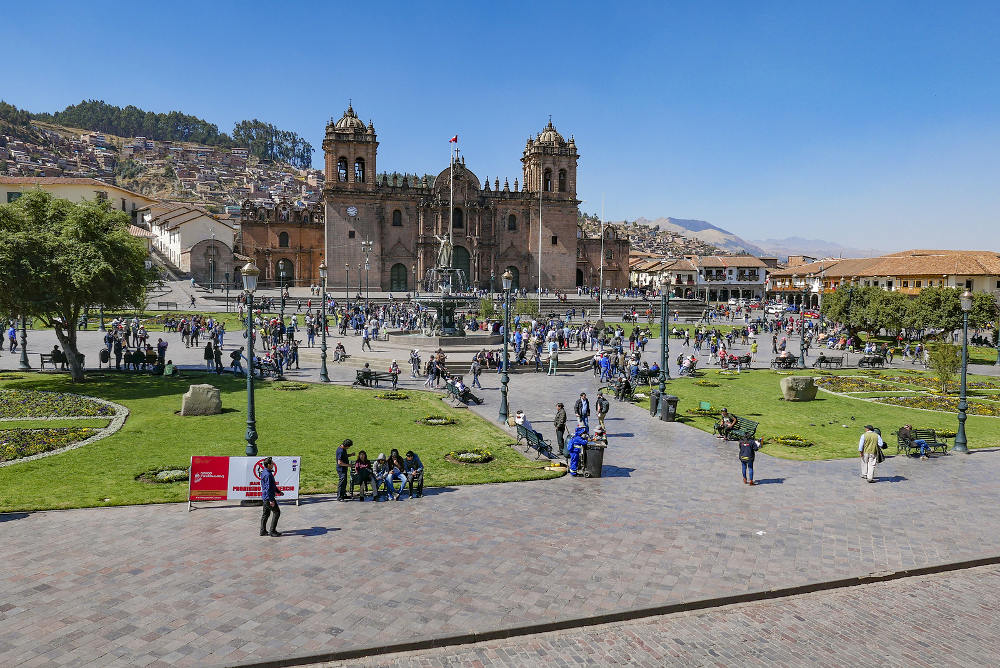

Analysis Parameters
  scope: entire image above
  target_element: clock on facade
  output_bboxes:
[347,206,358,217]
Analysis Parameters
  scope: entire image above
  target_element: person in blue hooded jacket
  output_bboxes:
[567,425,589,476]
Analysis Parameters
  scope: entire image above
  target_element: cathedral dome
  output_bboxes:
[535,120,564,145]
[333,104,367,132]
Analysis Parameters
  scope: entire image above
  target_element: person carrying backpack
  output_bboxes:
[739,438,762,485]
[596,390,610,430]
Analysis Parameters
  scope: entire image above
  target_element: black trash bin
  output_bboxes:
[584,442,606,478]
[660,395,679,422]
[649,390,660,417]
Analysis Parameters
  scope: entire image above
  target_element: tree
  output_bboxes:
[821,285,880,339]
[0,191,153,381]
[904,287,962,335]
[970,291,999,329]
[927,341,961,394]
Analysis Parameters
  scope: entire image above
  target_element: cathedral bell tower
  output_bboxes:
[521,118,578,198]
[322,104,378,193]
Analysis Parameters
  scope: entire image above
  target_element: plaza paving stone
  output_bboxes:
[322,562,1000,667]
[3,294,1000,666]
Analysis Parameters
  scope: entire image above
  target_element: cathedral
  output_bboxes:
[322,105,598,293]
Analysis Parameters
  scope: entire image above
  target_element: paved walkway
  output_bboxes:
[4,360,1000,666]
[322,562,1000,667]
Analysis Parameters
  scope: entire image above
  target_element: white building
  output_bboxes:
[141,202,236,285]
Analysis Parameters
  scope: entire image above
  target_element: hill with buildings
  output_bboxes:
[578,213,724,256]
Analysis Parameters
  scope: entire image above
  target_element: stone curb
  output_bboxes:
[222,554,1000,668]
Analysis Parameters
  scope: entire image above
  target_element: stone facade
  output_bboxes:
[321,105,617,292]
[239,200,325,287]
[577,227,631,290]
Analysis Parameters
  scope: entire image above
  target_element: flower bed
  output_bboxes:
[815,377,901,394]
[769,434,814,447]
[444,448,493,464]
[0,427,100,462]
[273,381,309,391]
[686,408,721,417]
[135,465,190,483]
[418,415,456,426]
[873,395,1000,417]
[0,390,115,418]
[374,391,409,400]
[695,380,720,387]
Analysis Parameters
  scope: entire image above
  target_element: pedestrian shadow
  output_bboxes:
[752,478,785,485]
[420,486,459,497]
[0,512,30,522]
[607,432,634,438]
[600,466,635,478]
[875,475,908,483]
[282,526,339,536]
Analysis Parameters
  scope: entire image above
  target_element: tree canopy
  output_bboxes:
[232,119,313,168]
[33,100,233,146]
[0,191,153,380]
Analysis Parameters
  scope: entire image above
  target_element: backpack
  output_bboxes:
[739,440,757,462]
[597,396,610,414]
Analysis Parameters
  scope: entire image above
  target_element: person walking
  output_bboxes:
[547,348,558,376]
[470,358,483,388]
[203,341,214,371]
[859,425,884,483]
[554,402,567,456]
[739,438,761,485]
[336,438,353,501]
[259,457,283,537]
[596,390,610,431]
[574,392,591,432]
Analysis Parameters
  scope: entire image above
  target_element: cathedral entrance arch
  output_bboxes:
[506,266,520,290]
[576,268,584,287]
[453,245,471,284]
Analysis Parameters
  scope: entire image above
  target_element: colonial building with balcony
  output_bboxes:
[766,249,1000,307]
[628,254,767,301]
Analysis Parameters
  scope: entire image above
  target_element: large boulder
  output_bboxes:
[780,376,817,402]
[181,384,222,416]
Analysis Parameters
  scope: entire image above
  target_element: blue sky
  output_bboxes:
[4,1,999,251]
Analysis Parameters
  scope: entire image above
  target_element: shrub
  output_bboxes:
[928,342,961,394]
[274,381,309,391]
[374,391,408,400]
[418,415,456,426]
[135,465,190,483]
[445,448,493,463]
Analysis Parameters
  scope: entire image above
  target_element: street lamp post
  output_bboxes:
[411,263,417,296]
[954,289,973,454]
[365,258,370,306]
[242,261,260,457]
[279,270,287,324]
[361,238,373,306]
[318,262,329,383]
[660,287,670,394]
[224,272,230,312]
[994,293,1000,366]
[18,313,30,370]
[345,263,350,302]
[99,305,105,332]
[499,269,513,423]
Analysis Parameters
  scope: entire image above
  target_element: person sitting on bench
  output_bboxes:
[898,424,931,459]
[715,408,738,439]
[334,342,347,362]
[50,345,68,370]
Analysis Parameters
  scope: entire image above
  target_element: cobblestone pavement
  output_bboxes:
[3,359,1000,667]
[323,562,1000,667]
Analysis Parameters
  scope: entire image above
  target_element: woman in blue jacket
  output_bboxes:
[567,425,589,476]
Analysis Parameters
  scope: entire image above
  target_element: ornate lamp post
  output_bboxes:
[18,313,30,370]
[953,289,973,454]
[279,270,287,324]
[241,261,260,457]
[357,262,363,302]
[224,272,231,313]
[499,269,513,423]
[344,263,350,302]
[318,261,329,383]
[412,263,417,296]
[660,285,670,394]
[995,293,1000,366]
[361,238,373,306]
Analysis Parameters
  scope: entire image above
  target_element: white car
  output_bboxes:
[765,304,784,315]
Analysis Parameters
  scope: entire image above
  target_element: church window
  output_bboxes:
[605,249,614,261]
[507,214,517,231]
[392,209,402,226]
[558,169,567,192]
[452,207,464,229]
[348,230,356,239]
[337,157,348,182]
[551,235,558,245]
[354,158,366,183]
[278,232,290,248]
[543,168,552,192]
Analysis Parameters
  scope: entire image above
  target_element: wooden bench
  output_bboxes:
[156,301,178,310]
[897,428,948,456]
[352,370,395,387]
[39,352,84,370]
[445,381,483,405]
[635,369,659,386]
[858,355,885,368]
[516,423,554,459]
[722,416,758,441]
[770,356,797,369]
[812,355,844,369]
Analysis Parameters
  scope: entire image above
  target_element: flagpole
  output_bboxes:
[599,193,605,320]
[449,141,454,264]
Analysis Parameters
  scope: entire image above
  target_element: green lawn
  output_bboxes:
[0,373,560,512]
[636,368,1000,461]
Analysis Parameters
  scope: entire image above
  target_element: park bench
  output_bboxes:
[445,380,483,405]
[635,369,660,386]
[770,356,797,369]
[896,428,949,456]
[857,355,885,368]
[812,355,844,369]
[516,423,554,459]
[156,301,178,310]
[352,370,395,387]
[39,352,84,370]
[722,416,759,442]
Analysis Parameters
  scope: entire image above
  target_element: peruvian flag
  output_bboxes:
[449,135,458,143]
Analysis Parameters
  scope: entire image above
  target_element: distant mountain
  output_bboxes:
[750,237,888,260]
[634,217,766,255]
